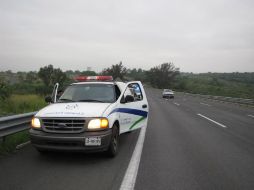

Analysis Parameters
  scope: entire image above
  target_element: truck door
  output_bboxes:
[119,82,149,133]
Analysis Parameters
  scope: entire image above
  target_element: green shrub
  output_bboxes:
[0,79,11,100]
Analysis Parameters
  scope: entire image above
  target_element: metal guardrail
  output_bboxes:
[0,112,37,140]
[180,92,254,106]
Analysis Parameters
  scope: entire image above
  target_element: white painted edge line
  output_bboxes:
[16,141,31,150]
[120,126,147,190]
[174,102,180,106]
[197,113,227,128]
[248,114,254,118]
[200,102,211,106]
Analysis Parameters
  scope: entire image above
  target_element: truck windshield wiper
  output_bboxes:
[58,98,75,102]
[77,99,105,103]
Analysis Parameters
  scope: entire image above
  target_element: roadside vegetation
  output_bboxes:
[0,94,46,116]
[172,73,254,99]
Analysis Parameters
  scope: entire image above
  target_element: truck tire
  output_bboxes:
[107,125,119,157]
[36,148,50,155]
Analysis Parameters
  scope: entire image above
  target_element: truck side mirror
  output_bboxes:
[45,96,53,103]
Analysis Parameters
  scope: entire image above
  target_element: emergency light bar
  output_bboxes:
[74,76,113,82]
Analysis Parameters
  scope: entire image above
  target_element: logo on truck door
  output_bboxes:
[108,108,148,130]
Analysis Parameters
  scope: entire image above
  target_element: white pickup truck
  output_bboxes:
[30,76,149,157]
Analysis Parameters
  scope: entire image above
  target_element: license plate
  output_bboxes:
[85,137,101,146]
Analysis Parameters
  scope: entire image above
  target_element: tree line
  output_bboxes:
[1,63,254,100]
[0,62,179,99]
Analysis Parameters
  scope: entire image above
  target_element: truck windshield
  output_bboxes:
[58,84,116,103]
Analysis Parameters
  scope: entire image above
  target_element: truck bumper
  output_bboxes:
[163,95,174,99]
[29,129,112,152]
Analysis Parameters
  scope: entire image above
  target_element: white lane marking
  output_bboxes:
[120,126,147,190]
[16,141,31,150]
[197,113,227,128]
[174,102,180,106]
[200,102,211,106]
[248,114,254,118]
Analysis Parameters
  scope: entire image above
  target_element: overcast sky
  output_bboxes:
[0,0,253,73]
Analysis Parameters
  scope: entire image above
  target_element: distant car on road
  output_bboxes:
[162,89,174,99]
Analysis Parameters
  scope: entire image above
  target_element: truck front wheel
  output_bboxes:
[36,148,49,154]
[107,125,119,157]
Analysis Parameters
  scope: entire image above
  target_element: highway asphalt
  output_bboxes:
[0,88,254,190]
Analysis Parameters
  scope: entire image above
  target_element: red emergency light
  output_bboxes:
[74,76,113,82]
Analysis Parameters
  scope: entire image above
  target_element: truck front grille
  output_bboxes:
[42,118,85,133]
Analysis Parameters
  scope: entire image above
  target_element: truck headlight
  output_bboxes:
[88,118,108,129]
[31,117,41,129]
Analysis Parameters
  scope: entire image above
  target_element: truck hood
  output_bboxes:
[35,102,111,118]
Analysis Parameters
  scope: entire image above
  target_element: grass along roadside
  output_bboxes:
[0,130,30,155]
[0,94,46,116]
